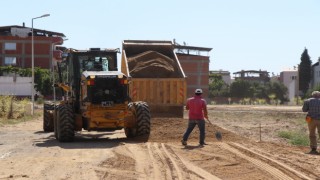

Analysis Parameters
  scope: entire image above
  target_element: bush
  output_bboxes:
[278,130,309,146]
[0,95,29,120]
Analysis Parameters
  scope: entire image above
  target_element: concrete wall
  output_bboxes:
[0,76,32,96]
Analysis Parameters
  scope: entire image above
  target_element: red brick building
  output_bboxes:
[175,45,212,100]
[0,25,66,96]
[0,25,66,69]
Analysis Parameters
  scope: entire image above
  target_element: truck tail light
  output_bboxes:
[87,79,95,85]
[120,79,128,85]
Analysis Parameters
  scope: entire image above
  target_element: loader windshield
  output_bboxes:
[80,56,109,72]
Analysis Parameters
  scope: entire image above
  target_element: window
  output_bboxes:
[80,55,109,72]
[4,57,16,65]
[4,43,16,50]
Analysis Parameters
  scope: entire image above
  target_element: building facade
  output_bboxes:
[233,70,270,83]
[312,61,320,89]
[209,70,231,85]
[279,69,298,103]
[175,45,212,100]
[0,25,66,96]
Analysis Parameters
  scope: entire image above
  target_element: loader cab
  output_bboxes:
[60,48,129,113]
[80,56,110,72]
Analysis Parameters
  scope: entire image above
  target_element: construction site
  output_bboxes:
[1,28,320,180]
[1,105,319,179]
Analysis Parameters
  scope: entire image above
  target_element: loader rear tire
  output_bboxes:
[43,103,54,132]
[54,105,59,139]
[56,104,75,142]
[124,127,136,138]
[134,101,151,136]
[125,102,151,138]
[125,103,136,138]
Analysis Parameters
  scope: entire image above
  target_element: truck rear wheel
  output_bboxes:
[56,104,75,142]
[43,103,54,132]
[126,101,151,137]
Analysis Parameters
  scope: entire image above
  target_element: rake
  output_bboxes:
[206,118,222,141]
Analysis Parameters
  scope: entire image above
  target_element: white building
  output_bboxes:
[312,61,320,88]
[279,69,298,104]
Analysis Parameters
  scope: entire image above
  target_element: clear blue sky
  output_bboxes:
[2,0,320,76]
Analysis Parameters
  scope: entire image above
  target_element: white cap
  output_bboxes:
[195,89,203,94]
[312,91,320,97]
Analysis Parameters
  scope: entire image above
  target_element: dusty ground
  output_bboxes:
[0,105,320,180]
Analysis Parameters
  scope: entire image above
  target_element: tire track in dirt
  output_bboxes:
[164,144,221,180]
[98,143,220,180]
[217,142,312,180]
[146,142,219,179]
[148,142,181,179]
[160,143,221,180]
[97,145,140,180]
[239,142,320,179]
[217,142,293,180]
[229,142,313,180]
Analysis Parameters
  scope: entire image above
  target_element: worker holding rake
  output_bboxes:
[302,91,320,155]
[181,88,208,146]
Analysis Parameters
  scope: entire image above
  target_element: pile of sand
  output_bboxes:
[127,51,180,78]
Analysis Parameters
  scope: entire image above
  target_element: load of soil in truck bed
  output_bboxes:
[127,50,180,78]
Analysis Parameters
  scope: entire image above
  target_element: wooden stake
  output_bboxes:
[259,122,262,142]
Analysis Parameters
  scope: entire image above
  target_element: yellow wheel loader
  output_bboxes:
[43,48,151,142]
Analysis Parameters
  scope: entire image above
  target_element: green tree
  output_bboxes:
[208,74,229,97]
[34,68,53,96]
[230,80,251,98]
[299,48,312,96]
[229,80,288,104]
[249,82,267,99]
[267,81,288,104]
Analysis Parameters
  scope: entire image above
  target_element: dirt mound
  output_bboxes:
[127,51,180,78]
[147,118,243,143]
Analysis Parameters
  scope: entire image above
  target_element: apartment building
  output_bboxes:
[209,70,231,85]
[175,44,212,99]
[0,25,66,96]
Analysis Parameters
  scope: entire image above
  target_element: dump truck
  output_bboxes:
[121,40,187,117]
[43,48,151,142]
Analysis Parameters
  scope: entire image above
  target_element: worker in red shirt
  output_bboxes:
[181,88,208,146]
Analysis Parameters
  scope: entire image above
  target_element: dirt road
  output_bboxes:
[1,105,320,179]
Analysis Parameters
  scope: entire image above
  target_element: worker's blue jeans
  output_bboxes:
[182,120,205,144]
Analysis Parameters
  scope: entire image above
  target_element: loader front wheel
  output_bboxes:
[56,104,75,142]
[43,103,54,132]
